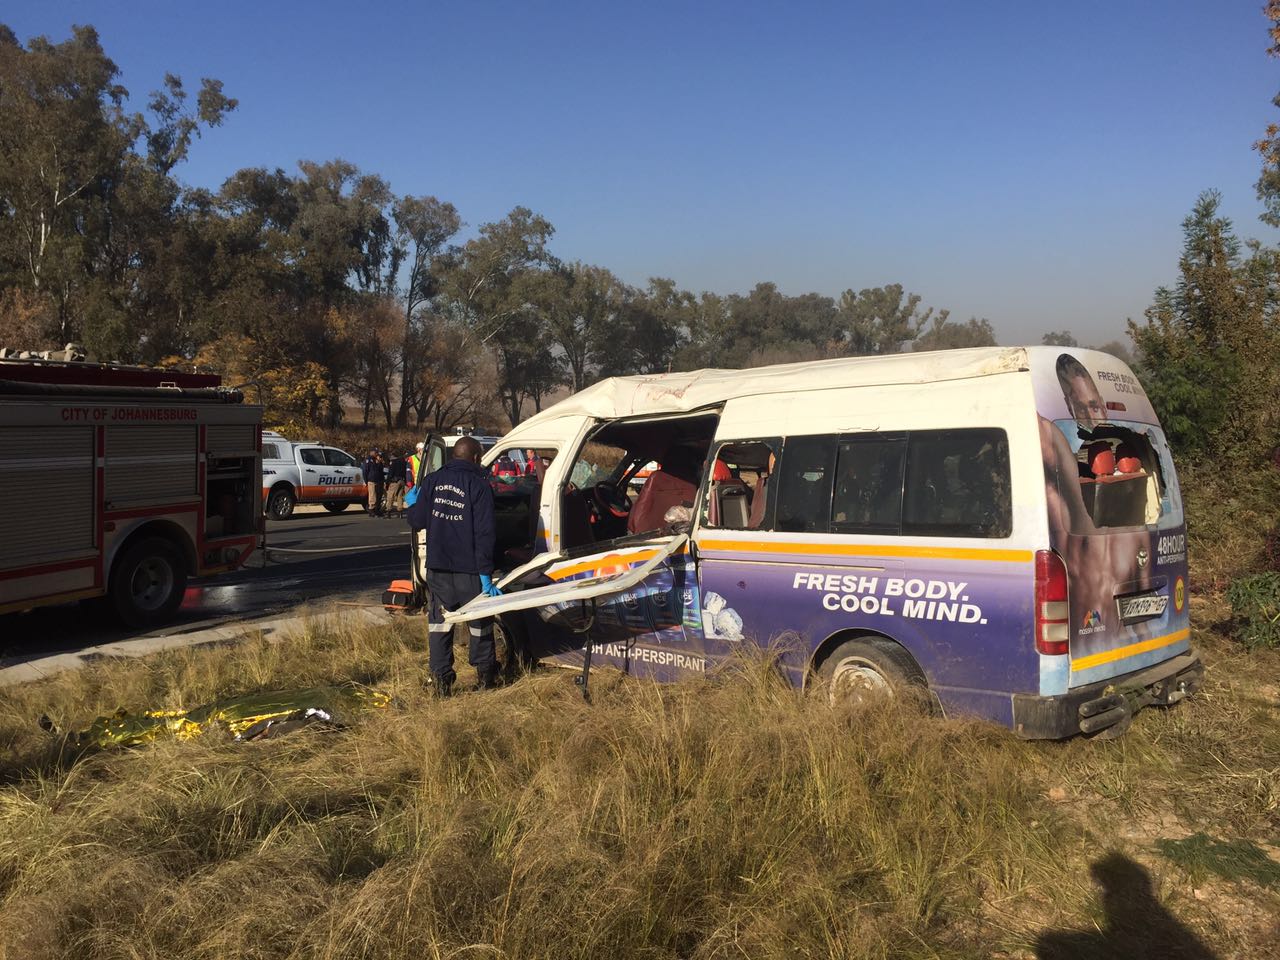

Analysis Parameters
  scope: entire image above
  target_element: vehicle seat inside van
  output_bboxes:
[627,448,701,535]
[1092,475,1149,526]
[1114,441,1144,475]
[1087,441,1116,477]
[1086,440,1151,527]
[708,459,751,528]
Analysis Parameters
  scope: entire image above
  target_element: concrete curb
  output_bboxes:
[0,605,388,688]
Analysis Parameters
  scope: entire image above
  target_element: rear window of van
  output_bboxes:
[1048,421,1180,531]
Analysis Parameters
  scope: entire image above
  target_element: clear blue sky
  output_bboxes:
[7,1,1276,344]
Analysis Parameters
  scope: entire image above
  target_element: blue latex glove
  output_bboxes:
[479,573,503,597]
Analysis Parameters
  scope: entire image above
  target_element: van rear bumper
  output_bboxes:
[1011,652,1203,740]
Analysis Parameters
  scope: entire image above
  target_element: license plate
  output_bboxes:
[1117,592,1168,623]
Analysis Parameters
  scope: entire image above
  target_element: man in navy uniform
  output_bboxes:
[407,436,502,694]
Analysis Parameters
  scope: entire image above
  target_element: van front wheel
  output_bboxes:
[818,638,930,710]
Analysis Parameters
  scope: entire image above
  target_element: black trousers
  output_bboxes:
[426,569,495,685]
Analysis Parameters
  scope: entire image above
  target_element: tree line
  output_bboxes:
[0,21,1275,468]
[0,24,1094,433]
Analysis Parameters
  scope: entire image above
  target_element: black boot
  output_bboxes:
[474,671,501,692]
[427,674,454,698]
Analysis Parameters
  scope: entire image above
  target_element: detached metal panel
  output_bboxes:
[206,423,257,457]
[0,426,95,568]
[105,424,197,506]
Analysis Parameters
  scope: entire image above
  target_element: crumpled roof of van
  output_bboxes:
[519,346,1030,426]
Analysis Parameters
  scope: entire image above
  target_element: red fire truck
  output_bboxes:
[0,355,263,627]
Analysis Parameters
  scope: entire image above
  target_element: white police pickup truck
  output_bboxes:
[260,431,368,520]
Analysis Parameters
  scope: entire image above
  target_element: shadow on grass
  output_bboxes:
[1037,852,1216,960]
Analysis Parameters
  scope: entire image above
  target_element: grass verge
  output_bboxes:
[0,619,1277,959]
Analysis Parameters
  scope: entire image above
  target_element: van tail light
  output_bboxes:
[1035,549,1070,656]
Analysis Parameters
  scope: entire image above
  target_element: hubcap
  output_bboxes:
[130,557,174,611]
[829,656,892,706]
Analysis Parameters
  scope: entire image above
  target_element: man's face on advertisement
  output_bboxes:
[1063,373,1107,426]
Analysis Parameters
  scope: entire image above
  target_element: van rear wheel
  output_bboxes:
[109,537,187,628]
[818,638,932,711]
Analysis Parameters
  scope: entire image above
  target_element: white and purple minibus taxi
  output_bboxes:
[442,346,1201,738]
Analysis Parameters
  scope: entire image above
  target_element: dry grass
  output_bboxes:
[1,617,1278,959]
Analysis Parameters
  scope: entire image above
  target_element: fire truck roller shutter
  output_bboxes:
[105,425,198,506]
[0,426,95,569]
[205,424,257,456]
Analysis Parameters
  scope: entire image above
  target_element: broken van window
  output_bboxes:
[702,439,779,530]
[574,413,719,543]
[1051,421,1169,531]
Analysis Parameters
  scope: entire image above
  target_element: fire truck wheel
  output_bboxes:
[110,537,188,628]
[267,487,296,520]
[323,501,349,513]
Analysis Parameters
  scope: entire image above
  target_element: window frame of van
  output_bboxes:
[551,408,722,552]
[699,437,783,531]
[765,427,1014,540]
[831,432,907,535]
[485,443,561,563]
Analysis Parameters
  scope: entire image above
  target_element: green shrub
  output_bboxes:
[1226,571,1280,649]
[1179,462,1280,591]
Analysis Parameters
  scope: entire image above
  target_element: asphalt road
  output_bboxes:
[0,506,413,671]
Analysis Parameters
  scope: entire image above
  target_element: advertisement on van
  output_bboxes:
[1036,351,1191,688]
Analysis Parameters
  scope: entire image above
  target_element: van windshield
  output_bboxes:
[1047,419,1181,532]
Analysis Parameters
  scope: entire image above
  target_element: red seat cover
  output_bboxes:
[627,471,698,534]
[1087,441,1115,477]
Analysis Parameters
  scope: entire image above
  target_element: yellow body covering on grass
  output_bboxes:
[64,683,391,751]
